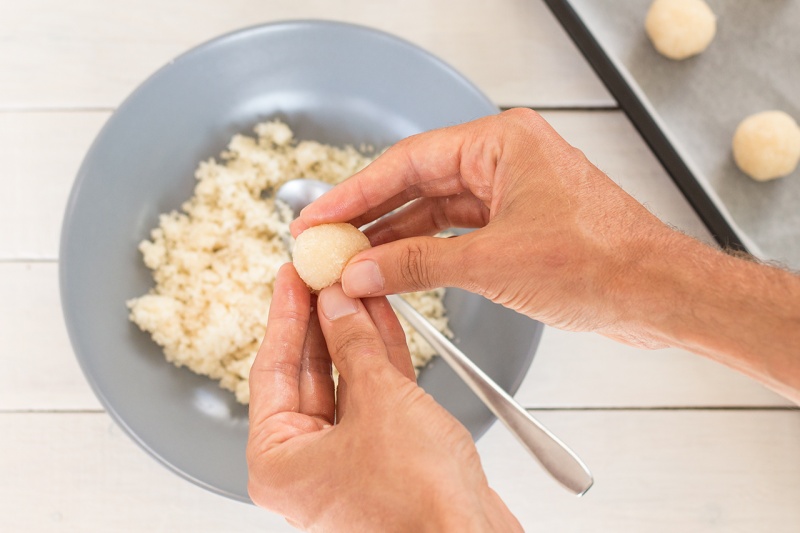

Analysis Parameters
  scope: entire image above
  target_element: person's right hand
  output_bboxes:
[291,108,677,346]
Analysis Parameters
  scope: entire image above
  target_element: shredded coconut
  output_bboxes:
[127,121,449,403]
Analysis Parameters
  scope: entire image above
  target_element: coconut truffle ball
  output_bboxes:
[293,223,371,291]
[732,111,800,182]
[645,0,717,60]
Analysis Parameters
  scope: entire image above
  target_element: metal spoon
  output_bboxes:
[276,178,594,496]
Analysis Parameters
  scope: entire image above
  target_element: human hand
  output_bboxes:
[247,264,521,531]
[290,109,800,403]
[291,108,676,345]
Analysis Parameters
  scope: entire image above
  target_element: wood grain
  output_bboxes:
[0,112,107,260]
[0,0,611,110]
[1,410,797,532]
[478,409,800,532]
[1,2,796,531]
[0,262,100,411]
[517,327,789,408]
[0,110,711,260]
[0,413,291,532]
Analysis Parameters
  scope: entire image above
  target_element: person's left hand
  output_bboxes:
[247,263,521,532]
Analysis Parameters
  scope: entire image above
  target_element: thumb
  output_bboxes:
[341,235,469,297]
[316,284,392,384]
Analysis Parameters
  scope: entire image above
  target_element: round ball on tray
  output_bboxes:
[732,111,800,182]
[293,223,371,291]
[645,0,717,60]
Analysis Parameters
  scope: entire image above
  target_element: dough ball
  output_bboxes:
[645,0,717,60]
[293,223,371,291]
[732,111,800,182]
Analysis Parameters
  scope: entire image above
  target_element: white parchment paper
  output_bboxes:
[568,0,800,267]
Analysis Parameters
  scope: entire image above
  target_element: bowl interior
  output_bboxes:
[60,20,542,502]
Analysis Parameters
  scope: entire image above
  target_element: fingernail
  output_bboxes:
[319,284,359,321]
[289,219,308,238]
[342,260,384,296]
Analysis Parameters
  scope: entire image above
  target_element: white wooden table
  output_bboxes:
[2,1,798,531]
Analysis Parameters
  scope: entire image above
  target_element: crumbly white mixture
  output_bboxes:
[127,121,449,403]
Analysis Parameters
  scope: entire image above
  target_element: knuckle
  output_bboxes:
[266,359,303,378]
[502,106,542,127]
[270,306,307,324]
[399,240,434,290]
[301,355,332,377]
[331,325,383,366]
[250,359,302,390]
[456,233,497,296]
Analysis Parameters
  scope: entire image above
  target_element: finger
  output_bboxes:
[347,189,416,230]
[249,263,309,423]
[364,193,490,246]
[334,296,414,422]
[298,297,335,425]
[340,234,471,298]
[335,374,349,422]
[316,284,391,384]
[347,181,479,230]
[290,124,478,237]
[362,297,416,382]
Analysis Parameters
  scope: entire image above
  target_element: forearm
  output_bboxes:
[621,231,800,403]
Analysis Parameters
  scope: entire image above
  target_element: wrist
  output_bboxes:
[609,230,708,343]
[613,230,800,401]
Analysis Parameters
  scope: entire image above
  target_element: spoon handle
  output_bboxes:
[387,294,594,496]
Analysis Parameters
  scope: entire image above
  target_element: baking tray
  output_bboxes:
[544,0,800,268]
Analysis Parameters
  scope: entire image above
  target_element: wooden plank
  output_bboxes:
[0,413,293,532]
[0,0,612,109]
[515,327,790,408]
[0,112,108,260]
[0,263,100,411]
[1,410,797,532]
[1,110,710,260]
[478,409,800,532]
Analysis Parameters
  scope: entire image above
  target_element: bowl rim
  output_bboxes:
[58,19,537,504]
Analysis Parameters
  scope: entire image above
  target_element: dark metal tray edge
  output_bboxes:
[543,0,747,252]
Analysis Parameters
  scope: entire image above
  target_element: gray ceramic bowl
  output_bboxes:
[60,20,543,502]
